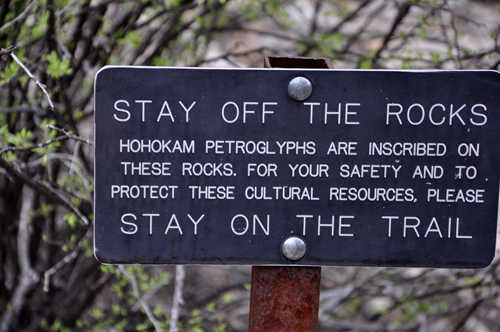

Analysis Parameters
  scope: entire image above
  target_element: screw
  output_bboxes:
[288,77,312,101]
[281,236,307,261]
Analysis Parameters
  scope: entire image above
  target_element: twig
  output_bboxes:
[170,265,185,332]
[0,0,36,33]
[371,1,413,66]
[8,51,54,111]
[0,125,93,156]
[0,158,90,226]
[319,319,417,331]
[132,273,170,311]
[327,0,373,35]
[319,268,386,318]
[43,251,79,292]
[450,298,483,332]
[56,0,81,18]
[0,46,17,56]
[46,125,94,146]
[90,272,113,292]
[35,178,90,225]
[0,135,70,156]
[443,0,463,69]
[43,225,92,292]
[69,141,80,176]
[119,265,164,332]
[27,153,94,208]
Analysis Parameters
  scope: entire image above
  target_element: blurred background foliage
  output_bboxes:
[1,0,500,331]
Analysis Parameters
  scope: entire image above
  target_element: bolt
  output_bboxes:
[288,77,312,101]
[281,236,307,261]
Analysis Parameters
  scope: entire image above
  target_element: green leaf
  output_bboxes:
[213,320,227,332]
[71,196,81,207]
[206,301,216,311]
[401,59,413,69]
[33,147,47,156]
[170,0,181,8]
[52,319,62,331]
[438,300,448,311]
[63,213,78,229]
[153,304,163,317]
[118,31,143,49]
[45,51,73,78]
[430,51,441,65]
[223,294,232,303]
[39,203,54,216]
[136,323,149,331]
[462,276,479,286]
[3,151,16,162]
[359,59,372,69]
[112,303,121,315]
[91,308,104,319]
[0,61,19,85]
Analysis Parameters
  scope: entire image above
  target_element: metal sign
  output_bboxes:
[94,67,500,268]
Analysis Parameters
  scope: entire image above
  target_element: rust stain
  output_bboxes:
[249,266,321,331]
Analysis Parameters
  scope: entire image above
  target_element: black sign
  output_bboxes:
[94,67,500,268]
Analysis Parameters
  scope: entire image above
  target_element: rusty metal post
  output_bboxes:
[249,266,322,331]
[248,55,333,332]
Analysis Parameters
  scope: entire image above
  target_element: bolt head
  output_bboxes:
[288,77,312,101]
[281,236,307,261]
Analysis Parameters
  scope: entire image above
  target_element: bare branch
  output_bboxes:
[46,125,94,147]
[0,46,17,55]
[0,158,90,225]
[43,251,79,292]
[0,136,69,156]
[0,125,93,156]
[372,1,413,66]
[36,178,90,225]
[43,226,92,292]
[170,265,186,332]
[119,266,164,332]
[0,0,36,33]
[8,51,54,111]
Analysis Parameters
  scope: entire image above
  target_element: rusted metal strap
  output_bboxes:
[264,55,333,69]
[248,55,332,332]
